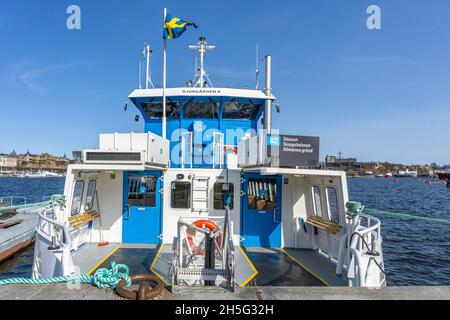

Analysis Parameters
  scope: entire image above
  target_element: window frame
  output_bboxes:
[312,186,324,219]
[85,180,97,211]
[247,178,278,210]
[170,181,192,209]
[183,101,219,119]
[221,102,261,120]
[325,187,340,224]
[127,175,157,208]
[141,101,180,119]
[213,182,235,210]
[71,180,85,216]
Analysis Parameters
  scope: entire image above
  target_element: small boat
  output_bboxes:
[394,169,418,178]
[385,172,393,178]
[0,198,39,263]
[18,171,64,178]
[436,171,450,181]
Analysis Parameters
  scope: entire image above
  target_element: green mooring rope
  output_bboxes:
[364,208,450,225]
[0,194,66,214]
[346,201,450,225]
[0,261,131,289]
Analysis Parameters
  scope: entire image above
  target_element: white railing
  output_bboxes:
[0,196,27,207]
[35,208,71,250]
[347,213,386,287]
[33,208,74,278]
[172,207,235,292]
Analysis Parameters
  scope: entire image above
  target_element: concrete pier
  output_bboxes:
[0,284,449,300]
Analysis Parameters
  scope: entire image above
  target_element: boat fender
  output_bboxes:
[187,219,223,255]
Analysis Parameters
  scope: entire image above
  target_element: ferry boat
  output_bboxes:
[31,36,386,292]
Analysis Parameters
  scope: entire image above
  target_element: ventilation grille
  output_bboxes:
[85,151,141,162]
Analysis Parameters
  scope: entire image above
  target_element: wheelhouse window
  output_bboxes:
[71,180,84,215]
[127,176,156,207]
[85,180,96,211]
[141,101,179,119]
[171,181,191,209]
[183,101,219,119]
[222,102,261,120]
[213,183,234,210]
[326,187,339,223]
[247,178,277,210]
[312,186,324,218]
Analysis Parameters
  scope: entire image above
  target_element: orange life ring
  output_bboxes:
[187,219,223,255]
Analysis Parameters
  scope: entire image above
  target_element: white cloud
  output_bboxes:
[1,60,78,95]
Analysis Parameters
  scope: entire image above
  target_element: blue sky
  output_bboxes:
[0,0,449,164]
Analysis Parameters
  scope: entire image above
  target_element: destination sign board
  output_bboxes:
[267,135,320,168]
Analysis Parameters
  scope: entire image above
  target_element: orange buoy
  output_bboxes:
[187,219,223,255]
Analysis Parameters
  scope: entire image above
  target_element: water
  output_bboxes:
[0,177,65,279]
[0,177,449,285]
[348,177,450,286]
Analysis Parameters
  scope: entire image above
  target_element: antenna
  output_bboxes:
[145,44,155,89]
[189,36,215,88]
[139,45,146,89]
[256,44,260,90]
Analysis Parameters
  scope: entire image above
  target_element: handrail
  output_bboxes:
[36,208,71,249]
[348,212,385,287]
[0,196,27,207]
[350,213,381,253]
[349,248,365,286]
[173,207,235,290]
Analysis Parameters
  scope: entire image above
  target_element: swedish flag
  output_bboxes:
[163,14,197,40]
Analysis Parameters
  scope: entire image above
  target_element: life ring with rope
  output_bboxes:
[187,219,223,255]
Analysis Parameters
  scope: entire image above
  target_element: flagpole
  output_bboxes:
[162,7,167,139]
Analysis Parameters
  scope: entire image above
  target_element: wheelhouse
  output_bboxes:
[31,36,386,292]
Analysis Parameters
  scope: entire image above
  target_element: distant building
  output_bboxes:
[17,151,70,172]
[0,150,71,173]
[325,155,359,169]
[0,154,17,171]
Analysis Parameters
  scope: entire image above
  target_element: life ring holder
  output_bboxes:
[187,219,223,255]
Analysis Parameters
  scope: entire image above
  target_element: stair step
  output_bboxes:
[174,285,232,295]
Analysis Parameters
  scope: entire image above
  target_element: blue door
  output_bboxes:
[242,173,282,247]
[123,171,162,244]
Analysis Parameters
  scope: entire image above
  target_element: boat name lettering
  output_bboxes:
[181,89,222,94]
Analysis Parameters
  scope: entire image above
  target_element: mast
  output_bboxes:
[189,36,215,88]
[162,8,167,139]
[264,55,272,133]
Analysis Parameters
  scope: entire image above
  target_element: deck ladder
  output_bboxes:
[192,176,210,213]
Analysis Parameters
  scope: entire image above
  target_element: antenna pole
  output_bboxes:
[256,44,260,90]
[200,40,205,87]
[139,58,142,90]
[146,45,150,89]
[162,8,167,139]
